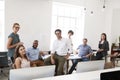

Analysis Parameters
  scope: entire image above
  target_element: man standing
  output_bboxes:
[68,38,93,74]
[45,29,71,76]
[26,40,44,66]
[68,30,74,53]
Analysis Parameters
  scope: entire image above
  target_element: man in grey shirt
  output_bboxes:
[68,38,93,74]
[26,40,44,66]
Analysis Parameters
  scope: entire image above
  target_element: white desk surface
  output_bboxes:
[33,67,120,80]
[68,54,81,60]
[42,54,81,60]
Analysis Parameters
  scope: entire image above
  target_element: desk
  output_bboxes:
[42,54,81,60]
[42,55,51,60]
[68,54,81,60]
[33,67,120,80]
[42,54,81,74]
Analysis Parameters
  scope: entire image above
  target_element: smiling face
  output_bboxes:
[12,23,20,34]
[18,46,26,57]
[68,30,74,38]
[68,32,73,38]
[55,31,61,39]
[13,24,20,33]
[101,34,106,40]
[33,40,38,49]
[83,38,87,45]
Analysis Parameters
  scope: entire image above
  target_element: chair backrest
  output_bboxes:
[10,65,55,80]
[76,60,105,73]
[0,52,8,67]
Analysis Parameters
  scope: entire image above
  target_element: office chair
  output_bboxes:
[0,51,9,76]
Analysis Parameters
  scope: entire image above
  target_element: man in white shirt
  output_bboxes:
[44,29,71,76]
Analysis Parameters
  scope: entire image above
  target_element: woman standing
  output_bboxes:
[14,45,30,69]
[7,23,23,63]
[96,33,109,60]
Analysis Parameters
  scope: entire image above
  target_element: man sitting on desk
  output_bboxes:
[26,40,44,67]
[44,29,72,76]
[68,38,93,74]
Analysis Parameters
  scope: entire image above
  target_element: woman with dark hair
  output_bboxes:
[7,23,23,63]
[96,33,109,60]
[14,45,30,69]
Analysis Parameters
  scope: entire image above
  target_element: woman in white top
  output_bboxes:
[68,30,74,52]
[14,44,30,69]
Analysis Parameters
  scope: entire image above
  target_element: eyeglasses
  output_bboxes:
[15,27,20,29]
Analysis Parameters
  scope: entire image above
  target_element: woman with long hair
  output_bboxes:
[96,33,109,60]
[14,45,30,69]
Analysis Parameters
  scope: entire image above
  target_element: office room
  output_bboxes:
[0,0,120,80]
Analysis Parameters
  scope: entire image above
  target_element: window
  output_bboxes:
[51,2,85,50]
[0,0,5,51]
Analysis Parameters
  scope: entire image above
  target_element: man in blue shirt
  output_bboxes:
[68,38,93,74]
[26,40,44,66]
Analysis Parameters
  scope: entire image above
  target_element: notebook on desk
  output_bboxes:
[100,70,120,80]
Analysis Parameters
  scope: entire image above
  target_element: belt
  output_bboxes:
[55,53,66,57]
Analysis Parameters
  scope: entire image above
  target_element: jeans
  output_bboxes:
[68,57,89,74]
[10,57,14,63]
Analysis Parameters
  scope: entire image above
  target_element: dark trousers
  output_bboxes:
[95,52,104,60]
[95,51,108,60]
[44,54,66,76]
[68,57,89,74]
[10,57,14,63]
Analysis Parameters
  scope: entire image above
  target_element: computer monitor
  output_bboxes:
[76,60,105,73]
[100,70,120,80]
[10,65,55,80]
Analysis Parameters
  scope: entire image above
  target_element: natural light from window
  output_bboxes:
[51,2,85,50]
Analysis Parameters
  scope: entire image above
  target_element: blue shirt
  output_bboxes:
[77,44,92,57]
[26,47,40,61]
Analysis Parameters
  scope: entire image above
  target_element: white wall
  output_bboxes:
[111,9,120,43]
[53,0,120,50]
[84,0,120,49]
[83,0,107,49]
[5,0,52,51]
[5,0,120,51]
[53,0,107,49]
[107,0,120,45]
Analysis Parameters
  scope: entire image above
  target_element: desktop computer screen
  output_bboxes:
[100,70,120,80]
